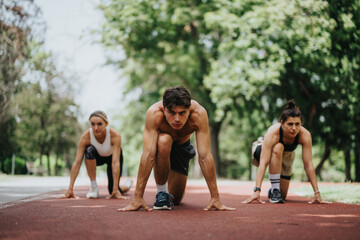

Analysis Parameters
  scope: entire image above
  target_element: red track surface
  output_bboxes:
[1,180,359,240]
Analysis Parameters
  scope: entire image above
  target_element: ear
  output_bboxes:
[161,106,165,112]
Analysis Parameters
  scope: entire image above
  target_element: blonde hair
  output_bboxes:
[89,110,108,123]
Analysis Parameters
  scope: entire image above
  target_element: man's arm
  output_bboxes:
[195,107,234,211]
[301,129,328,204]
[118,108,160,211]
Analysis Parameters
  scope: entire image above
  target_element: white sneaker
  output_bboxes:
[86,186,99,199]
[126,179,133,189]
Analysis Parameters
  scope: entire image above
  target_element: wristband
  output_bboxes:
[314,190,320,194]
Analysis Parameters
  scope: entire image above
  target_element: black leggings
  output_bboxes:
[84,145,124,194]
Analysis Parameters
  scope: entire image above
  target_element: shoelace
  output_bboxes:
[157,192,175,208]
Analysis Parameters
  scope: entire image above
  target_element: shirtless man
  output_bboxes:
[119,86,234,211]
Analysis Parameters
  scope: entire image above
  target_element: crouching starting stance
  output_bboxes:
[119,86,235,211]
[243,100,328,204]
[63,111,131,199]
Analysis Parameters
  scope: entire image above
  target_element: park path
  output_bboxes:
[0,178,359,240]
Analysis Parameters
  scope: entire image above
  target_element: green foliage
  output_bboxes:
[97,0,360,180]
[14,44,81,175]
[3,156,27,175]
[0,0,42,173]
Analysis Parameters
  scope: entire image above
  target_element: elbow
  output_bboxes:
[198,154,212,166]
[304,163,315,173]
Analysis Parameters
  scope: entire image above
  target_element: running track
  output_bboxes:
[0,179,359,240]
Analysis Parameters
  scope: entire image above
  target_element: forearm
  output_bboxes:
[304,164,319,192]
[69,161,81,190]
[134,153,155,198]
[255,164,267,189]
[199,156,219,199]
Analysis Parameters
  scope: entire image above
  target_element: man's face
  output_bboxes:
[164,105,190,130]
[281,117,301,138]
[90,116,108,137]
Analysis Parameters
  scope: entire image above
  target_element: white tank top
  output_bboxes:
[90,126,113,157]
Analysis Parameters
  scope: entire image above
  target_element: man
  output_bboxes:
[119,86,234,211]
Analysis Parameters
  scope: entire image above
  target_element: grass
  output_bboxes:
[291,183,360,205]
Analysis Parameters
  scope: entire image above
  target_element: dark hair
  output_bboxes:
[279,100,303,123]
[163,86,191,110]
[89,110,108,123]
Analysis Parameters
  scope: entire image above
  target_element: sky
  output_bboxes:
[35,0,125,122]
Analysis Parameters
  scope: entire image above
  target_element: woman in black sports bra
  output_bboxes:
[243,100,328,204]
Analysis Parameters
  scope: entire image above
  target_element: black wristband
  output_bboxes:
[253,187,261,192]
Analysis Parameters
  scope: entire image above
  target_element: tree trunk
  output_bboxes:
[39,146,44,166]
[55,152,59,176]
[355,134,360,182]
[209,123,221,176]
[46,152,51,176]
[315,142,330,175]
[344,149,352,182]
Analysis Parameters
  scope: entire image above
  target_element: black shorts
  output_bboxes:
[170,140,196,176]
[84,145,123,176]
[254,145,262,162]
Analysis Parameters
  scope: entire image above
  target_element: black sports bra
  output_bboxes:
[279,126,299,152]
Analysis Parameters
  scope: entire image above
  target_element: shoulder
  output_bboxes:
[109,127,121,138]
[264,123,280,144]
[299,126,312,144]
[109,127,121,146]
[79,129,91,146]
[266,123,281,137]
[145,101,165,128]
[189,100,208,124]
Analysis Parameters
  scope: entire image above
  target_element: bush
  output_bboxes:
[3,156,27,174]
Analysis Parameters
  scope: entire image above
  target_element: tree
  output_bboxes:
[0,0,42,172]
[99,0,237,175]
[15,46,81,175]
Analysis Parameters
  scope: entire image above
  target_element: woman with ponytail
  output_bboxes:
[63,110,131,199]
[242,100,327,204]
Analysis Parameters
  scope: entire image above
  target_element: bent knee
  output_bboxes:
[272,143,284,158]
[157,134,173,155]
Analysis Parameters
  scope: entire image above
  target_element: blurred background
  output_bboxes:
[1,0,359,183]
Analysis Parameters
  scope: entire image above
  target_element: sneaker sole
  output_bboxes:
[153,205,172,210]
[86,196,99,199]
[269,199,285,203]
[86,193,99,199]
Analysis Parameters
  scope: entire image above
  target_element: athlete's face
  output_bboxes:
[90,116,108,137]
[164,105,190,130]
[281,117,301,138]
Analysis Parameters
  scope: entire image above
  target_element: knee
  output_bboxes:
[85,145,97,160]
[157,134,173,156]
[272,143,284,159]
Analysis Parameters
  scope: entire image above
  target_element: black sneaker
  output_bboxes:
[153,191,174,210]
[269,188,284,203]
[268,188,272,199]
